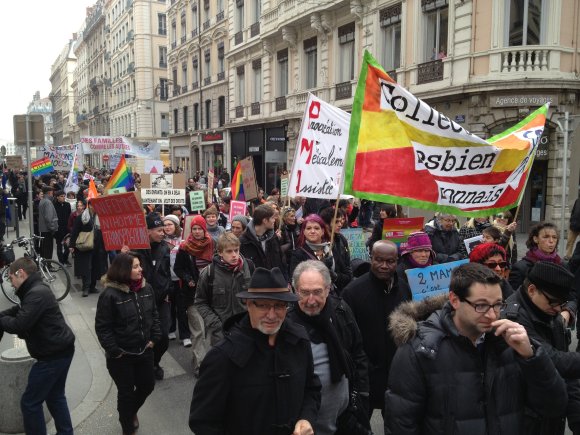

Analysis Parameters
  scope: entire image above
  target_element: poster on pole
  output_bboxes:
[229,200,247,221]
[90,192,149,250]
[239,157,259,201]
[382,217,425,251]
[6,156,23,170]
[80,136,161,159]
[341,228,370,261]
[406,259,469,301]
[280,171,289,198]
[189,191,206,212]
[288,93,351,198]
[144,159,164,174]
[207,169,215,204]
[141,173,186,205]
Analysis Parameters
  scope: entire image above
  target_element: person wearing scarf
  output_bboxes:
[396,231,436,285]
[174,214,215,375]
[203,205,225,243]
[194,232,253,345]
[288,260,370,435]
[281,206,300,268]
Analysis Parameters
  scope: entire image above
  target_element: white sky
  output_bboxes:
[0,0,96,144]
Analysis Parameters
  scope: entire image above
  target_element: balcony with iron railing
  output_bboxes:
[217,71,225,81]
[204,76,211,86]
[275,96,287,111]
[203,20,210,31]
[192,81,199,90]
[191,28,198,38]
[262,0,342,37]
[181,35,186,44]
[250,22,260,38]
[216,10,224,22]
[417,59,443,85]
[251,102,260,115]
[182,85,188,93]
[235,105,244,118]
[335,81,352,100]
[234,31,243,45]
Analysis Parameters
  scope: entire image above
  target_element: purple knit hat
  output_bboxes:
[401,231,434,256]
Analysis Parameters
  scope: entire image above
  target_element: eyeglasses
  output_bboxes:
[496,214,511,220]
[538,290,568,308]
[483,261,507,269]
[297,289,325,298]
[251,301,289,312]
[460,298,506,313]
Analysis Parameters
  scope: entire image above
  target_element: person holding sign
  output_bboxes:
[396,231,437,285]
[425,213,465,264]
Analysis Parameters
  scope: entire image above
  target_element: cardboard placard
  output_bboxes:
[382,217,425,251]
[107,187,127,195]
[207,170,215,204]
[6,155,23,169]
[280,172,289,198]
[144,159,163,174]
[464,235,484,255]
[239,156,258,201]
[189,191,206,212]
[141,173,186,205]
[341,228,370,261]
[405,259,469,301]
[90,192,149,250]
[229,200,247,221]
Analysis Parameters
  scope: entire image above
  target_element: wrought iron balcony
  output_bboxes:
[191,28,198,38]
[234,31,243,45]
[171,41,177,49]
[250,22,260,37]
[203,20,210,30]
[204,77,211,86]
[335,82,352,100]
[192,81,199,90]
[275,96,287,111]
[251,102,260,115]
[182,85,188,93]
[181,35,186,44]
[235,105,244,118]
[417,59,443,84]
[217,71,225,81]
[216,11,224,22]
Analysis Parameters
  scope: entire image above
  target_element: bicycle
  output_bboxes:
[0,235,72,304]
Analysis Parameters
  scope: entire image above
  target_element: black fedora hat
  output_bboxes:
[236,267,299,302]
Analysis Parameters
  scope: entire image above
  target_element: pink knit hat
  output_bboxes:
[401,231,433,256]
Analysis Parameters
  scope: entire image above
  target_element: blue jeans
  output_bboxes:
[21,353,74,435]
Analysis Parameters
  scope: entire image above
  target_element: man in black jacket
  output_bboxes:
[342,240,411,418]
[189,267,321,435]
[54,190,72,266]
[503,261,580,434]
[0,257,75,435]
[385,262,568,435]
[288,260,371,435]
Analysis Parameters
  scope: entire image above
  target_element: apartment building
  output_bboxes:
[49,39,77,146]
[167,0,229,174]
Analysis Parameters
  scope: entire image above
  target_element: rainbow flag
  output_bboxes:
[30,157,54,177]
[105,155,134,191]
[231,161,244,201]
[344,51,548,217]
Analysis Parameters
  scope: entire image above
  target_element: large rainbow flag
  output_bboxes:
[231,161,244,201]
[344,51,548,217]
[30,157,54,177]
[105,155,134,191]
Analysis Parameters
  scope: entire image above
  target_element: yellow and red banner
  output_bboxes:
[344,51,549,217]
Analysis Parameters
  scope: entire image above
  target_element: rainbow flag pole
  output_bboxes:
[105,155,134,191]
[231,161,244,201]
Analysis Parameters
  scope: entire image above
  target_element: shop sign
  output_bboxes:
[490,95,558,108]
[202,131,223,141]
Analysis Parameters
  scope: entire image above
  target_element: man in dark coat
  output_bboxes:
[189,267,321,435]
[53,190,72,266]
[341,240,411,417]
[38,186,59,259]
[424,213,465,263]
[567,197,580,259]
[385,263,568,435]
[288,260,371,435]
[0,257,75,435]
[239,204,287,278]
[503,261,580,434]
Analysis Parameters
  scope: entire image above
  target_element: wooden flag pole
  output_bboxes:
[329,195,341,249]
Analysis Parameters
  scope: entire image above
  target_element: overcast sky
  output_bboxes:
[0,0,96,144]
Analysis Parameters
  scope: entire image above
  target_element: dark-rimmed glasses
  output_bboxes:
[460,298,506,313]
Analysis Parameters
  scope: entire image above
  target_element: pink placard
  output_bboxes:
[229,200,247,221]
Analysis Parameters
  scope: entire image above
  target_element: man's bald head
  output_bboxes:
[370,240,399,282]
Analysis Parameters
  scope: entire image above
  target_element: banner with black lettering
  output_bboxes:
[343,50,548,217]
[288,93,350,199]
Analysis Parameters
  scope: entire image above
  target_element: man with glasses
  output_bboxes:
[189,267,321,435]
[288,260,371,435]
[385,262,567,434]
[502,261,580,434]
[342,240,411,419]
[425,213,465,264]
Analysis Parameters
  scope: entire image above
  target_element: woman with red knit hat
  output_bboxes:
[173,215,215,374]
[396,231,437,284]
[469,242,514,299]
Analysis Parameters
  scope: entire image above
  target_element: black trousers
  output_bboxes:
[40,232,54,260]
[154,301,170,367]
[55,233,69,264]
[169,282,190,340]
[106,350,155,434]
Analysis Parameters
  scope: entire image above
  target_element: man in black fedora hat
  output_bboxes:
[189,267,321,435]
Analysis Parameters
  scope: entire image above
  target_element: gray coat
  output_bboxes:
[38,196,58,233]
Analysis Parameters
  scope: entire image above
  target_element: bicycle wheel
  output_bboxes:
[0,266,18,304]
[39,260,71,301]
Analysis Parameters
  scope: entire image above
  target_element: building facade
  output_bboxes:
[49,39,77,146]
[27,91,54,159]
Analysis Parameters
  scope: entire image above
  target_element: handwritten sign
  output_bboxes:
[239,157,258,201]
[405,259,469,301]
[288,93,351,198]
[229,200,247,221]
[39,144,83,171]
[207,169,215,204]
[107,187,127,195]
[5,156,23,170]
[341,228,370,261]
[90,192,149,250]
[464,235,483,255]
[81,137,161,158]
[382,217,425,251]
[280,173,289,198]
[189,191,206,212]
[141,173,186,205]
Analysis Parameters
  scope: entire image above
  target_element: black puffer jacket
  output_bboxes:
[424,220,465,263]
[239,222,287,278]
[385,297,568,435]
[503,289,580,434]
[189,313,321,435]
[133,241,172,306]
[0,273,75,360]
[95,277,161,358]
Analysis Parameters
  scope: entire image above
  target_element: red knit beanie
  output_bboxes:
[190,214,207,232]
[469,242,506,263]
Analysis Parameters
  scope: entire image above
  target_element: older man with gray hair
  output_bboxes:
[288,260,371,435]
[424,213,465,263]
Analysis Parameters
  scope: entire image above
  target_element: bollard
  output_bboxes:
[0,347,51,433]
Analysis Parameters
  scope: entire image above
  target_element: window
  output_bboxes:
[194,103,200,129]
[218,96,226,126]
[217,0,224,13]
[304,37,317,89]
[171,20,177,45]
[253,0,261,23]
[236,65,245,105]
[205,99,211,129]
[161,113,169,136]
[183,106,188,131]
[192,5,198,32]
[204,49,211,79]
[277,48,288,96]
[192,57,199,85]
[338,23,355,82]
[380,4,402,70]
[172,68,178,94]
[173,108,179,133]
[182,62,188,88]
[159,78,168,101]
[423,0,448,61]
[158,14,167,35]
[235,0,244,32]
[507,0,544,46]
[252,59,262,102]
[159,46,167,68]
[181,16,187,39]
[217,42,225,74]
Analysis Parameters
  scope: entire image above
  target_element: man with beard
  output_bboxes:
[189,267,321,435]
[288,260,371,435]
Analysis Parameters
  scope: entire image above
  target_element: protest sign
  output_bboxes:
[189,190,206,212]
[344,50,549,217]
[90,192,149,250]
[464,235,483,254]
[239,157,259,200]
[207,170,215,203]
[40,144,83,171]
[6,156,23,170]
[405,259,469,301]
[229,200,247,221]
[280,172,289,198]
[341,228,370,261]
[288,93,350,199]
[31,157,54,176]
[81,136,161,158]
[382,217,425,250]
[141,173,186,205]
[107,187,127,195]
[144,159,163,174]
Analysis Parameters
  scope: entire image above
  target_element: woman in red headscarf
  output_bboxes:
[173,215,215,375]
[469,242,514,299]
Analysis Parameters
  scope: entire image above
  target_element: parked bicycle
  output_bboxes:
[0,235,71,304]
